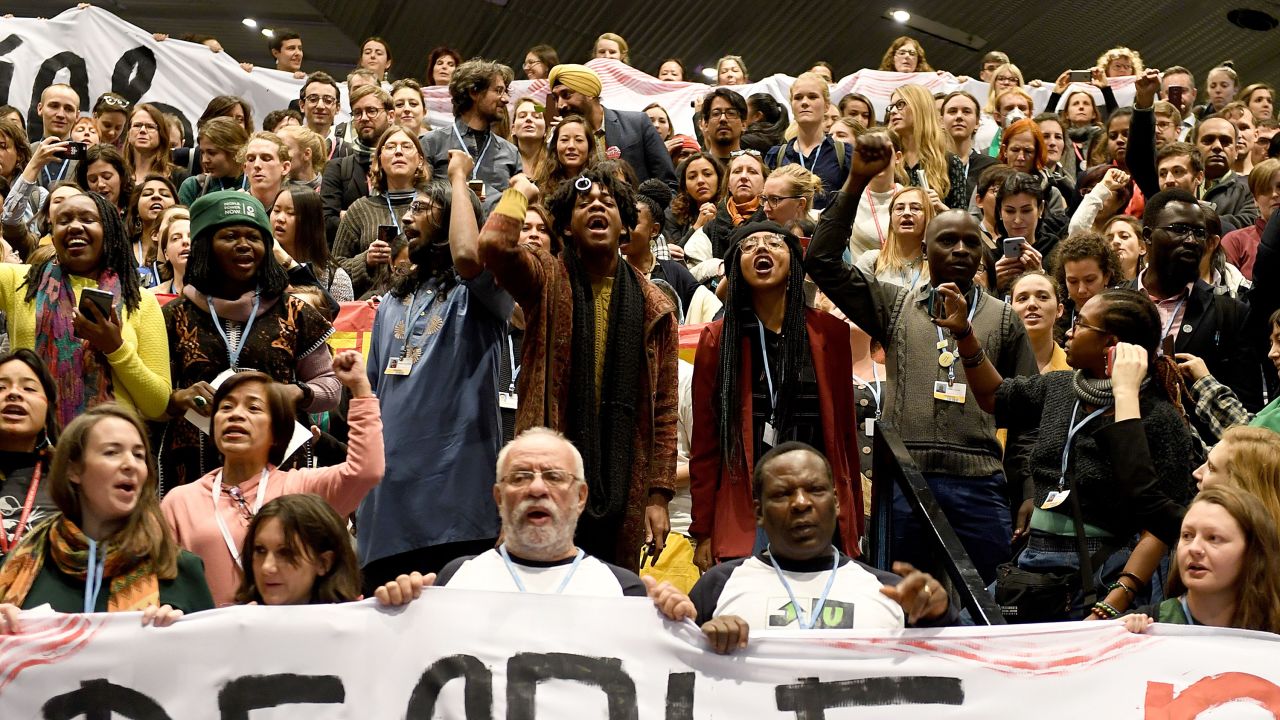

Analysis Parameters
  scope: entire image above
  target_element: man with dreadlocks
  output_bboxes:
[357,152,514,593]
[480,168,678,573]
[688,220,863,571]
[805,132,1038,585]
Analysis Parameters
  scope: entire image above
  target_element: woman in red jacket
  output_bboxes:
[690,220,864,571]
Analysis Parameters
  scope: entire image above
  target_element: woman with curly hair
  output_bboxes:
[878,36,932,73]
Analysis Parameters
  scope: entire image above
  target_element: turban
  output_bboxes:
[548,64,603,98]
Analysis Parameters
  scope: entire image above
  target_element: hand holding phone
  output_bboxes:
[78,287,116,322]
[74,288,123,354]
[1002,236,1026,259]
[1068,70,1091,83]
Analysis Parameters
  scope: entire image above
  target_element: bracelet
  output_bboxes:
[1091,600,1121,619]
[294,380,314,407]
[953,323,973,340]
[961,348,986,368]
[1108,580,1136,599]
[1119,571,1145,588]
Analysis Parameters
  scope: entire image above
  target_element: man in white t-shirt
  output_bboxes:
[691,442,956,653]
[375,428,694,618]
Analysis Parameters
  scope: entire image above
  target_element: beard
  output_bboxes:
[500,498,577,559]
[1162,252,1202,288]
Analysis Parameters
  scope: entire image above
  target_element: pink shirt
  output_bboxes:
[161,396,384,606]
[1137,269,1193,354]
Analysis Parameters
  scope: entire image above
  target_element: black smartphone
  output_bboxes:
[1068,70,1091,83]
[62,141,87,161]
[1167,86,1184,106]
[377,224,398,245]
[78,287,116,321]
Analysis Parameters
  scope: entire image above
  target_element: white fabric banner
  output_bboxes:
[2,589,1279,718]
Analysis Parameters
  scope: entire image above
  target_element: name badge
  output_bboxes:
[384,356,413,376]
[763,421,778,447]
[933,381,967,404]
[498,391,518,410]
[864,418,875,437]
[1042,489,1070,509]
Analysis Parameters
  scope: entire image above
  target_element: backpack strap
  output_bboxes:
[832,138,847,173]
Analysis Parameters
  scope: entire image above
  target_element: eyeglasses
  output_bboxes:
[304,94,337,106]
[894,48,918,57]
[708,108,742,120]
[739,234,788,253]
[886,100,907,113]
[352,107,385,119]
[501,469,577,487]
[97,95,129,109]
[408,200,431,215]
[1158,223,1208,240]
[1071,317,1110,335]
[731,149,762,158]
[226,486,254,521]
[891,203,924,215]
[130,122,158,132]
[523,60,545,69]
[759,194,801,207]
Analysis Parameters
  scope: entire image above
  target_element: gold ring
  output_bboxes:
[922,584,933,597]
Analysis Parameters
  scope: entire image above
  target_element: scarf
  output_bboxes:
[727,196,761,226]
[565,252,645,526]
[34,263,118,428]
[352,136,376,166]
[708,204,767,261]
[0,514,160,612]
[1073,370,1149,406]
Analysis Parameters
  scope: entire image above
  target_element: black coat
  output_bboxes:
[320,153,371,244]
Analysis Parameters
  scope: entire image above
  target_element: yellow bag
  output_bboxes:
[638,532,701,594]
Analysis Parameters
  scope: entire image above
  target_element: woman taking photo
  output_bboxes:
[665,152,724,246]
[0,192,170,427]
[272,186,354,303]
[511,97,547,178]
[0,350,59,563]
[334,126,426,298]
[938,287,1195,619]
[0,404,213,626]
[76,144,132,217]
[854,186,933,293]
[162,351,381,606]
[1009,271,1069,374]
[234,493,362,605]
[152,206,190,298]
[1124,484,1280,632]
[531,114,596,199]
[159,190,338,493]
[767,73,850,210]
[684,151,768,283]
[690,221,863,568]
[123,103,185,187]
[886,84,955,209]
[123,174,177,288]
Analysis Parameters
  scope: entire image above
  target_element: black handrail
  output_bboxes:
[868,422,1006,625]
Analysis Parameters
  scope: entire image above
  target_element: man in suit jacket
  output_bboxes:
[320,85,392,243]
[547,64,676,187]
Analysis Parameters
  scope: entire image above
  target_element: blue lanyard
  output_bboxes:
[384,195,402,234]
[795,139,822,172]
[756,320,776,413]
[933,288,979,384]
[507,334,520,392]
[397,284,439,358]
[767,545,840,630]
[1157,295,1187,356]
[852,365,882,418]
[207,291,261,370]
[84,539,105,613]
[1179,595,1198,625]
[1058,400,1109,490]
[451,121,492,179]
[43,158,70,186]
[499,544,584,594]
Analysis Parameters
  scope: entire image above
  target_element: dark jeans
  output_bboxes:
[891,471,1012,586]
[360,538,497,596]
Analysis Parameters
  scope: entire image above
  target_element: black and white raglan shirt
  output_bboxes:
[437,548,647,597]
[690,549,958,629]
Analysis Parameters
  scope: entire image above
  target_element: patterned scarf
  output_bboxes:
[33,263,119,428]
[0,514,160,612]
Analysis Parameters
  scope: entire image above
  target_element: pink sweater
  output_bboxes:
[161,396,384,606]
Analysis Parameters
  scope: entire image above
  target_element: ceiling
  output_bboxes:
[14,0,1280,89]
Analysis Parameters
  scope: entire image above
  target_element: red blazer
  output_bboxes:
[690,309,864,561]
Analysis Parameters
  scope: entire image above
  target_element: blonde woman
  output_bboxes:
[762,163,822,227]
[765,72,851,210]
[716,55,748,86]
[849,128,905,258]
[854,186,932,293]
[593,33,629,64]
[1192,426,1280,522]
[1096,46,1143,77]
[886,85,954,208]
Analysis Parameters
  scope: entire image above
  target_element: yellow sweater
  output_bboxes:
[0,264,172,420]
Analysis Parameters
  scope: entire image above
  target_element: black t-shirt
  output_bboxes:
[650,259,701,315]
[499,326,524,445]
[747,319,823,458]
[0,452,54,560]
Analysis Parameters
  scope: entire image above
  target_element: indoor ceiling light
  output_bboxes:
[891,9,911,22]
[241,18,257,28]
[882,9,986,51]
[261,28,274,37]
[701,67,717,81]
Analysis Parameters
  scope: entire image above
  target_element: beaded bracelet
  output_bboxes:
[1109,580,1136,598]
[1092,600,1121,619]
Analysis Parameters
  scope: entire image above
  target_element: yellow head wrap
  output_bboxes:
[548,64,603,98]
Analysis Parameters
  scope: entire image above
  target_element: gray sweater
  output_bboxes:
[806,190,1039,477]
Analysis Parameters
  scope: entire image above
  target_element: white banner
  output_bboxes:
[1,589,1279,718]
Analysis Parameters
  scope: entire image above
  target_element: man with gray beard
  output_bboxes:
[374,428,696,615]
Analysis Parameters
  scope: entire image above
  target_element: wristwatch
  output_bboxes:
[294,380,314,407]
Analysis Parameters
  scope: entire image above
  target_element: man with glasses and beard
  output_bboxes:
[356,152,512,592]
[321,85,392,243]
[422,59,521,203]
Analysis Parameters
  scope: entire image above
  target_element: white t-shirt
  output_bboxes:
[438,548,646,597]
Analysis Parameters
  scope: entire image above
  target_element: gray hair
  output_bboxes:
[495,426,586,483]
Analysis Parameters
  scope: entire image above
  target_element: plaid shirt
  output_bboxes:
[1188,374,1252,443]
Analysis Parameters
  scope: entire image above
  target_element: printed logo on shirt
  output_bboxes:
[767,597,856,629]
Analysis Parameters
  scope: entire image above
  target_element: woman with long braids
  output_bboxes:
[0,191,170,425]
[688,220,864,570]
[936,287,1195,620]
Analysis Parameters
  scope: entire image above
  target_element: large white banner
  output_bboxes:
[1,588,1279,718]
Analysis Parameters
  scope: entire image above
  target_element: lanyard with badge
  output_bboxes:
[212,468,270,563]
[451,121,492,180]
[757,321,780,447]
[384,196,402,235]
[1157,295,1187,357]
[768,546,840,629]
[852,365,882,437]
[931,288,978,404]
[499,544,584,593]
[1041,400,1108,509]
[84,538,105,613]
[499,334,520,410]
[385,283,440,375]
[795,139,822,173]
[207,292,261,370]
[0,463,41,555]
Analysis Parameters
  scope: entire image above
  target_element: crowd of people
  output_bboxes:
[1,17,1280,655]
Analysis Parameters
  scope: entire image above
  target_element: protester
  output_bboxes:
[152,206,190,296]
[683,151,768,282]
[358,37,393,84]
[522,45,558,81]
[594,33,629,63]
[177,117,249,206]
[271,186,354,303]
[1221,158,1280,280]
[766,73,850,210]
[123,175,177,288]
[321,85,392,243]
[1009,271,1069,373]
[233,493,362,605]
[1054,231,1123,330]
[422,59,520,200]
[855,186,934,294]
[532,114,596,197]
[700,89,747,163]
[31,84,80,190]
[91,92,130,147]
[76,144,132,216]
[124,104,185,187]
[0,350,59,562]
[0,404,213,624]
[879,37,932,73]
[277,125,326,192]
[425,47,463,87]
[665,153,724,245]
[761,164,822,230]
[886,84,955,210]
[623,186,719,323]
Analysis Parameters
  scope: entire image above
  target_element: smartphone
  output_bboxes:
[1167,86,1184,106]
[467,179,485,199]
[1003,236,1026,259]
[1068,70,1091,83]
[78,287,116,321]
[62,141,87,161]
[1105,346,1116,378]
[376,224,398,245]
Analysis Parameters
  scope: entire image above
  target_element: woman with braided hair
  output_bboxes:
[936,286,1195,620]
[688,220,864,571]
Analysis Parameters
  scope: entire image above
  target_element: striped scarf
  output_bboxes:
[0,514,159,612]
[33,263,118,428]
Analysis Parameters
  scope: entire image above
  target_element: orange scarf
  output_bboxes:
[727,196,761,226]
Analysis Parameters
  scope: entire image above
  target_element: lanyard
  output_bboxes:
[384,195,402,235]
[84,538,105,613]
[865,186,887,246]
[397,285,440,358]
[212,468,270,565]
[933,288,979,384]
[0,463,41,554]
[451,122,492,179]
[1058,400,1109,490]
[851,365,882,419]
[1179,595,1198,625]
[506,334,520,392]
[43,158,70,187]
[207,292,261,370]
[1157,295,1187,355]
[768,545,840,630]
[499,544,584,594]
[794,138,822,172]
[756,320,777,413]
